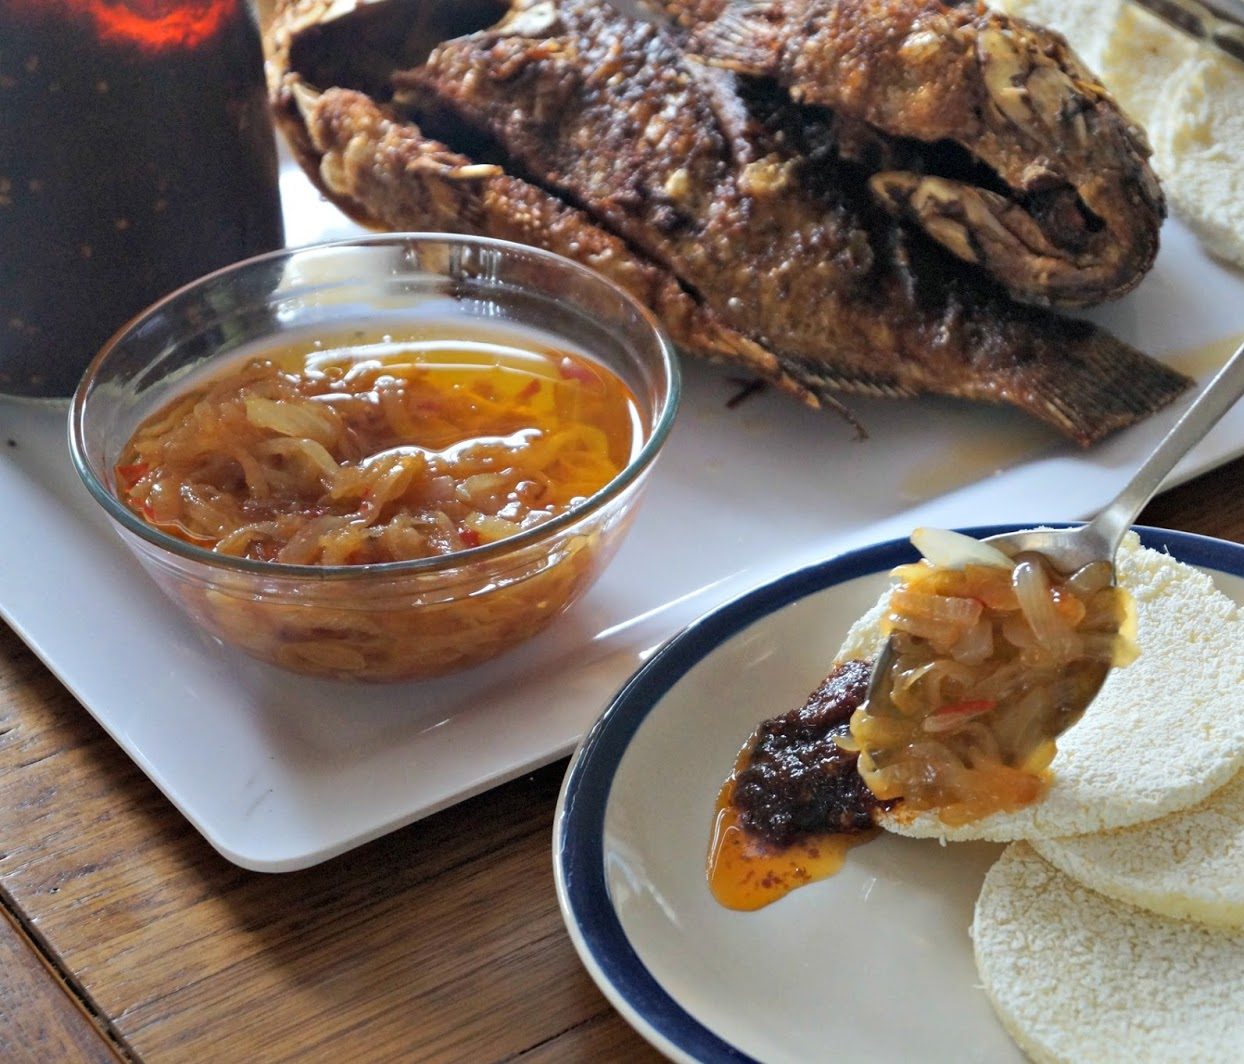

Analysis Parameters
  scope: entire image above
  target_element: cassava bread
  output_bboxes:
[992,0,1244,269]
[1150,53,1244,269]
[836,533,1244,842]
[972,842,1244,1064]
[1093,3,1197,143]
[1032,768,1244,928]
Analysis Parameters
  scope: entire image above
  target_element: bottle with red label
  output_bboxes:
[0,0,285,397]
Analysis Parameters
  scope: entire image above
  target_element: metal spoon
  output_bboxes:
[867,335,1244,734]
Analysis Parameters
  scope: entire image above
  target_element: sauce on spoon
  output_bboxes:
[851,528,1136,826]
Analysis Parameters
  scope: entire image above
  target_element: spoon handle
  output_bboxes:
[1089,337,1244,553]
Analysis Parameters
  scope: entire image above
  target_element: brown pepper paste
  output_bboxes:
[732,658,888,845]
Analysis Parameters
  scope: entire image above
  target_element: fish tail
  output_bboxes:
[997,327,1192,447]
[690,1,787,75]
[773,324,1192,448]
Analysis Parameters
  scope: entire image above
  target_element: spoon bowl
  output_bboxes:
[867,335,1244,742]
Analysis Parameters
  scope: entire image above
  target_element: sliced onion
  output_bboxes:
[895,661,937,692]
[244,395,340,446]
[898,742,966,794]
[957,721,1002,767]
[990,687,1052,760]
[1019,642,1066,670]
[890,661,936,715]
[230,447,270,499]
[1013,559,1076,660]
[969,659,1031,701]
[1049,586,1087,629]
[179,483,238,536]
[317,522,370,566]
[901,657,976,709]
[1080,631,1141,666]
[1065,560,1114,595]
[888,611,967,646]
[217,521,281,557]
[463,511,522,544]
[911,527,1015,571]
[456,472,508,506]
[858,760,904,801]
[1080,588,1128,632]
[144,480,184,525]
[276,515,352,564]
[922,699,998,734]
[1001,612,1037,648]
[369,517,429,563]
[950,617,994,665]
[254,437,341,484]
[1020,739,1058,774]
[890,589,983,628]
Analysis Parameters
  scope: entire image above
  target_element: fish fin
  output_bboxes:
[778,358,922,403]
[997,329,1192,448]
[774,327,1191,448]
[765,357,921,440]
[800,384,870,439]
[940,321,1192,447]
[690,2,787,76]
[707,346,872,437]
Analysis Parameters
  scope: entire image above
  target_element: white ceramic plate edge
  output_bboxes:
[553,524,1244,1062]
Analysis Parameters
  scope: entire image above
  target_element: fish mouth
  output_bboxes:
[853,128,1107,253]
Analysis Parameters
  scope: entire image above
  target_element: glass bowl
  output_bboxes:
[70,234,680,682]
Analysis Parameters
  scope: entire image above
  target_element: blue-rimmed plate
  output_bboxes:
[553,525,1244,1063]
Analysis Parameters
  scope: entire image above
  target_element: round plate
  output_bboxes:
[553,525,1244,1063]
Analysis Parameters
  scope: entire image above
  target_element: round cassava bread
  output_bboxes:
[1032,768,1244,929]
[1149,52,1244,271]
[1095,4,1197,140]
[972,843,1244,1064]
[836,533,1244,842]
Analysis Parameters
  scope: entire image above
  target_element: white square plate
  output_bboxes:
[1,167,1241,871]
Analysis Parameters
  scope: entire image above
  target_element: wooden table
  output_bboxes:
[2,459,1242,1063]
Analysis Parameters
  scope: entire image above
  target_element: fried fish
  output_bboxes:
[268,0,1190,444]
[675,0,1166,310]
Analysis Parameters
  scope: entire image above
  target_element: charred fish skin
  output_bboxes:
[267,2,816,412]
[389,0,1187,444]
[681,0,1165,311]
[745,85,1188,443]
[267,0,1189,445]
[396,2,884,376]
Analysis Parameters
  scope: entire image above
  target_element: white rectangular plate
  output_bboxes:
[1,170,1242,871]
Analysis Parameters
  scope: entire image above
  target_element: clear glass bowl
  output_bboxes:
[70,234,679,682]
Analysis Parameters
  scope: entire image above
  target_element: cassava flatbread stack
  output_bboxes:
[1032,769,1244,929]
[837,533,1244,1061]
[971,843,1244,1064]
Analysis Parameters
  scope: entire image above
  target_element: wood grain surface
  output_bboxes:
[0,903,122,1063]
[1,457,1241,1063]
[0,619,661,1062]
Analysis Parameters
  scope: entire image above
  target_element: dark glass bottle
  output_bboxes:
[0,0,284,397]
